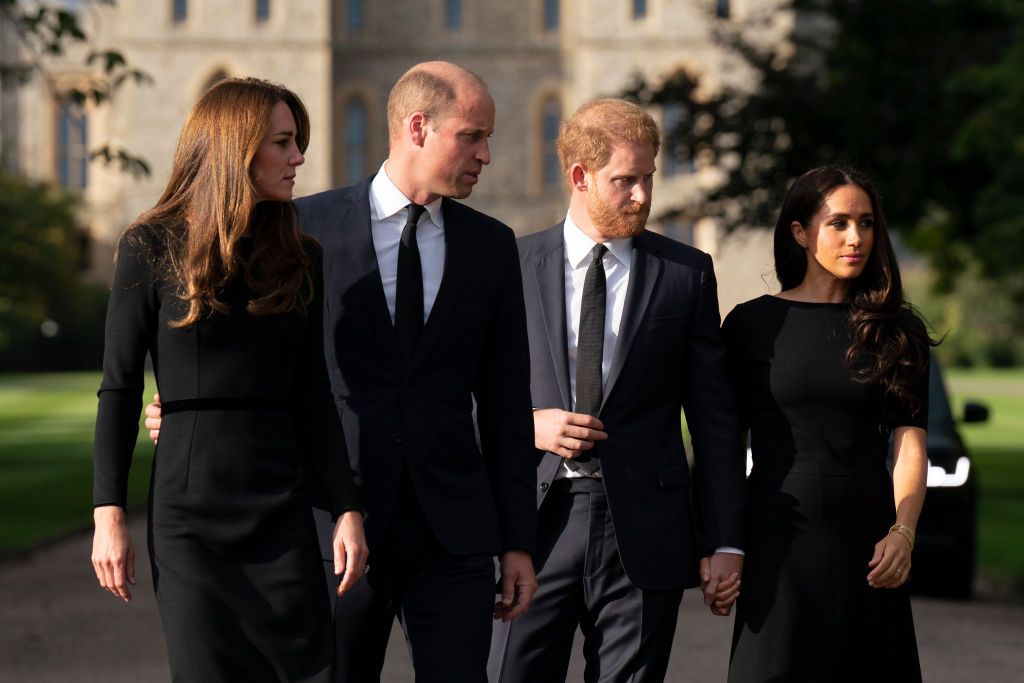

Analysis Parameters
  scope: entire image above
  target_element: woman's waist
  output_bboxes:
[161,396,290,414]
[750,449,889,477]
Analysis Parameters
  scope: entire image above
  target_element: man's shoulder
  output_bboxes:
[295,184,360,214]
[442,198,514,241]
[516,223,563,259]
[639,230,711,270]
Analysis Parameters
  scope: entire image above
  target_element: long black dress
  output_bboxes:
[723,295,925,682]
[93,225,357,682]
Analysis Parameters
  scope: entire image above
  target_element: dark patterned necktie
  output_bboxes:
[395,204,426,362]
[568,243,607,475]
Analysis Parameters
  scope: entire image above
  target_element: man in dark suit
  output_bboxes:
[487,99,745,682]
[148,61,538,682]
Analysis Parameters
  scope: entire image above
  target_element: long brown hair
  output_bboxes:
[124,77,312,327]
[774,165,936,426]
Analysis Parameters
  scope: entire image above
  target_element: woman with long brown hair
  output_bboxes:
[90,77,366,681]
[722,166,932,681]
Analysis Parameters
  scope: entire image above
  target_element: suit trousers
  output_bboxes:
[489,478,683,683]
[331,469,495,683]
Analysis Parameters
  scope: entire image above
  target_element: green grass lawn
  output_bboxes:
[2,369,1022,589]
[0,372,155,556]
[946,368,1024,587]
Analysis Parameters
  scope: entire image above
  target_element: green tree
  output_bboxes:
[0,0,152,176]
[632,0,1024,363]
[0,173,106,370]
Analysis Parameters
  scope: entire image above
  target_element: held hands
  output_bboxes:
[332,510,369,596]
[494,550,537,622]
[701,552,743,617]
[91,506,136,603]
[533,409,607,459]
[144,393,162,444]
[867,528,913,589]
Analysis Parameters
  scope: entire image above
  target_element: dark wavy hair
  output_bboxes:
[773,165,936,426]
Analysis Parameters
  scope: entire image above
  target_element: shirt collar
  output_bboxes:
[370,161,444,229]
[562,212,632,270]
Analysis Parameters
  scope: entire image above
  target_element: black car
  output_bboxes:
[907,356,990,599]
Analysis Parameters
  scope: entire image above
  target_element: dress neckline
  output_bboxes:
[763,294,850,310]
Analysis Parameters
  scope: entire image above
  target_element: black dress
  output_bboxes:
[93,226,357,682]
[723,295,925,683]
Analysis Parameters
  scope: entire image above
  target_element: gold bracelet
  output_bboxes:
[889,523,915,550]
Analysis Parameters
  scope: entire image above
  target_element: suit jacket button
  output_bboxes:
[539,482,549,492]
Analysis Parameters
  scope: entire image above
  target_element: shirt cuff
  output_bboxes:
[714,546,745,556]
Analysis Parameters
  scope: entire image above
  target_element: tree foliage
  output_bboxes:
[631,0,1022,290]
[0,173,106,370]
[0,0,152,176]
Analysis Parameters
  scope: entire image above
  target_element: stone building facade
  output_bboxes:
[5,0,787,310]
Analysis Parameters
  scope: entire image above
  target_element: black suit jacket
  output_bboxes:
[298,177,537,557]
[519,224,744,590]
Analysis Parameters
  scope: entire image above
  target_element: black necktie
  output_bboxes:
[569,243,607,474]
[396,204,426,362]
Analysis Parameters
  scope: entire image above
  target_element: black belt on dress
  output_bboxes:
[161,397,289,414]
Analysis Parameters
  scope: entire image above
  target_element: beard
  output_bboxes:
[586,190,650,239]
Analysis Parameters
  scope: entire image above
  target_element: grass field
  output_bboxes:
[1,370,1021,588]
[946,369,1024,587]
[0,372,155,555]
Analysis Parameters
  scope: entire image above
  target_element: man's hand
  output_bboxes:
[91,505,135,603]
[494,550,537,622]
[702,552,743,616]
[144,393,162,444]
[332,510,369,596]
[533,409,607,459]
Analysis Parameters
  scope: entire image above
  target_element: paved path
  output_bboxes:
[2,516,1022,681]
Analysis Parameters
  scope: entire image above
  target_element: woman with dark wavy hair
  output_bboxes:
[90,77,366,681]
[722,166,932,681]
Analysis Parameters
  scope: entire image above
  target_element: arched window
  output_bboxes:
[347,0,364,31]
[543,0,559,30]
[662,103,694,176]
[541,97,561,188]
[172,0,187,23]
[632,0,647,20]
[346,99,368,184]
[202,70,229,95]
[255,0,270,23]
[716,0,731,19]
[445,0,461,29]
[56,105,88,190]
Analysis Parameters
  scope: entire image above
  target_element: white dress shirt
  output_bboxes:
[369,162,446,324]
[556,216,746,557]
[557,214,633,479]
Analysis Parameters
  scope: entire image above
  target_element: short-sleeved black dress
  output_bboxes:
[93,226,357,682]
[723,295,925,683]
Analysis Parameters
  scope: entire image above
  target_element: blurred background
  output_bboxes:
[0,0,1021,673]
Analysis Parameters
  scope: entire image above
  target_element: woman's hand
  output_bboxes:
[867,529,912,589]
[332,510,368,596]
[91,506,135,603]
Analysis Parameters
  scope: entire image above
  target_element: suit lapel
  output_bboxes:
[603,232,662,408]
[408,198,469,373]
[535,226,572,411]
[335,183,402,368]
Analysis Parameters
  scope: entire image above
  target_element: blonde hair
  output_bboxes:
[386,61,486,140]
[124,77,312,328]
[556,98,660,187]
